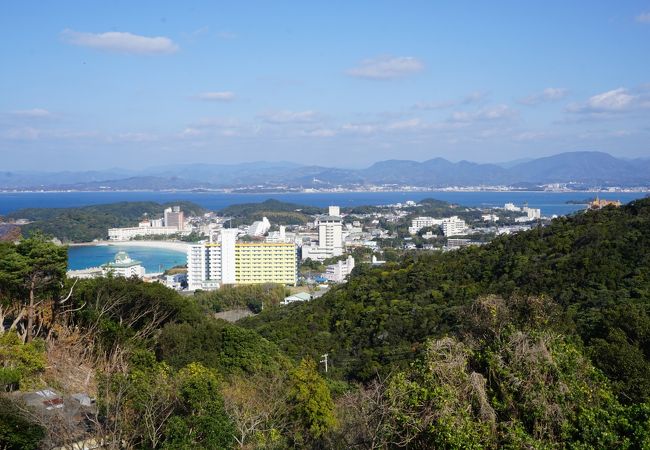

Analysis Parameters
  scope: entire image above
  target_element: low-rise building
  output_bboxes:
[482,214,499,222]
[108,206,187,240]
[324,255,355,283]
[590,197,621,209]
[281,291,312,305]
[409,216,444,234]
[101,251,145,278]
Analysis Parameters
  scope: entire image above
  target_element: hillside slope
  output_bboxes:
[243,198,650,401]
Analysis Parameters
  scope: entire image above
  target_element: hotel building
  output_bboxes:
[301,206,344,261]
[187,229,297,291]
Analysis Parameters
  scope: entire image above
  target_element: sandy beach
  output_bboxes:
[69,240,190,253]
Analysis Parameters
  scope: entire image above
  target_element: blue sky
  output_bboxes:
[1,1,649,170]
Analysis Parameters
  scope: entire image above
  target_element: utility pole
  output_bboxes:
[320,353,328,373]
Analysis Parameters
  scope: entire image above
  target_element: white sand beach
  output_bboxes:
[70,240,190,253]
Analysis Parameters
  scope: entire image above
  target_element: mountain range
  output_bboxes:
[1,151,649,191]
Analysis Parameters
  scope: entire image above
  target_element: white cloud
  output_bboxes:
[302,128,337,137]
[636,12,650,23]
[0,127,98,141]
[341,123,378,135]
[11,108,52,118]
[567,87,650,114]
[346,55,424,80]
[449,105,516,122]
[196,91,236,101]
[115,132,159,142]
[0,127,41,140]
[61,29,179,54]
[386,118,425,131]
[414,91,487,110]
[519,87,568,105]
[588,88,635,110]
[513,131,552,141]
[258,110,321,124]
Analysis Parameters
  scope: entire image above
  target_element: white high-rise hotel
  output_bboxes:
[302,206,343,261]
[187,229,297,291]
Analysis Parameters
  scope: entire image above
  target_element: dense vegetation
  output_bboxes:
[243,199,650,399]
[7,201,205,242]
[194,283,289,314]
[2,199,650,448]
[220,199,325,226]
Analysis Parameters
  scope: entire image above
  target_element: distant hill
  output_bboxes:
[2,152,649,190]
[8,201,205,242]
[220,199,325,226]
[510,151,647,184]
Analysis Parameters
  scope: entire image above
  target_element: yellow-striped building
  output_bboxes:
[235,242,297,285]
[187,230,297,290]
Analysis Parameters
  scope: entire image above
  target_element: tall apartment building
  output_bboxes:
[441,216,468,237]
[302,206,343,261]
[164,206,185,230]
[187,229,297,290]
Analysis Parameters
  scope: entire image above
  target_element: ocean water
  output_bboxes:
[67,245,186,273]
[1,190,648,217]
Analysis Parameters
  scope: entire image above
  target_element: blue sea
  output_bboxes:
[67,245,186,273]
[1,190,648,217]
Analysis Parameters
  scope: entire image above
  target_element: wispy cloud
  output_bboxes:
[217,31,238,40]
[519,87,568,105]
[341,122,379,135]
[11,108,52,118]
[566,87,650,115]
[413,91,486,110]
[258,110,321,124]
[449,105,516,123]
[61,29,179,54]
[195,91,236,101]
[0,127,98,141]
[636,12,650,23]
[0,127,41,140]
[114,132,159,143]
[346,55,424,80]
[301,128,337,137]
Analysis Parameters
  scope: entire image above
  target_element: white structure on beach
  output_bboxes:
[101,252,145,278]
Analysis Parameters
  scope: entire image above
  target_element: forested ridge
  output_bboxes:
[1,199,649,448]
[6,201,205,242]
[243,198,650,400]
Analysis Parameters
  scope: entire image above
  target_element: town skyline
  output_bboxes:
[1,1,650,170]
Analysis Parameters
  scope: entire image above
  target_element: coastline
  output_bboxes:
[2,187,649,194]
[68,240,190,253]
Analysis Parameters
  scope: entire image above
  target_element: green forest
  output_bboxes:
[6,201,205,243]
[219,199,325,226]
[1,198,650,448]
